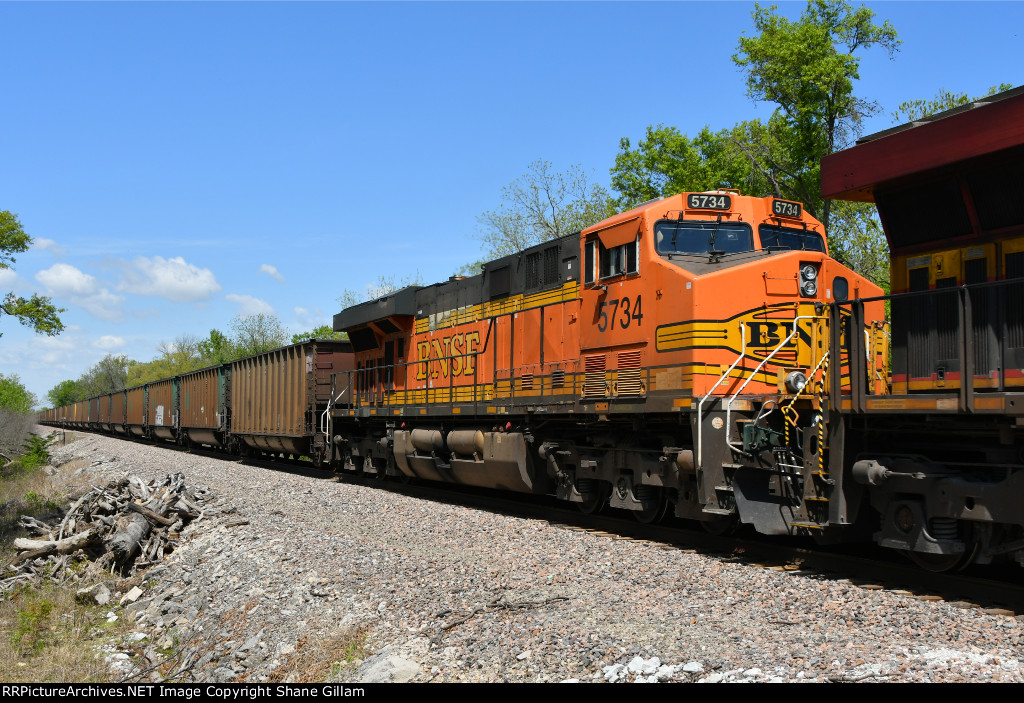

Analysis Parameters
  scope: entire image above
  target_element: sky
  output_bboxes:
[1,1,1022,405]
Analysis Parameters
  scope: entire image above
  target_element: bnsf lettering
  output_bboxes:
[745,321,813,348]
[416,331,481,380]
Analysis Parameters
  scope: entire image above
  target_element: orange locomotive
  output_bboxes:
[330,190,886,534]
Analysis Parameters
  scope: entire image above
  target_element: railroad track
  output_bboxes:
[63,428,1024,616]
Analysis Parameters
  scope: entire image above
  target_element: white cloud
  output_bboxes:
[31,335,78,365]
[35,263,123,319]
[35,263,98,297]
[259,264,285,283]
[0,268,19,289]
[93,335,125,351]
[32,238,66,256]
[118,255,221,302]
[226,293,274,316]
[80,289,125,321]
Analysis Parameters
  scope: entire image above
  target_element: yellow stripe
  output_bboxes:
[414,281,579,334]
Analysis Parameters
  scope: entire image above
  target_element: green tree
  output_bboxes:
[291,324,344,344]
[230,313,288,357]
[0,374,37,414]
[198,328,235,365]
[46,379,80,408]
[76,354,130,397]
[476,160,612,259]
[0,211,64,337]
[828,200,889,287]
[732,0,900,231]
[610,121,780,210]
[891,83,1014,123]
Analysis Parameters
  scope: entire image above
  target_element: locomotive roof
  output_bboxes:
[821,83,1024,203]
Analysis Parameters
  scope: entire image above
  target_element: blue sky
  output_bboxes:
[2,1,1022,404]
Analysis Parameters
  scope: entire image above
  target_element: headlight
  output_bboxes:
[785,371,808,393]
[801,279,817,297]
[800,264,817,280]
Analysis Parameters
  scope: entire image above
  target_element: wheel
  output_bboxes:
[905,520,979,572]
[904,542,978,573]
[634,487,667,524]
[700,515,739,536]
[576,479,606,514]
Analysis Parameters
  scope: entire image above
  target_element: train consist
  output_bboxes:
[42,87,1024,571]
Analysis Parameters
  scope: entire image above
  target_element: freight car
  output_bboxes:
[45,339,354,462]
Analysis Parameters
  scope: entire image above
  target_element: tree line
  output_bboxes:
[44,315,344,408]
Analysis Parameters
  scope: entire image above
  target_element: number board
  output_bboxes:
[772,199,802,218]
[686,193,731,211]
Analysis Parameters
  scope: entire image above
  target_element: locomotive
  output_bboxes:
[42,86,1024,572]
[329,190,886,544]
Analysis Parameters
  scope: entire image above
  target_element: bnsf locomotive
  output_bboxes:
[42,86,1024,572]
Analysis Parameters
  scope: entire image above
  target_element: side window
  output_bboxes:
[585,240,596,285]
[599,238,638,279]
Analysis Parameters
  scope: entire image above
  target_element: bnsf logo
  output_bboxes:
[416,331,482,380]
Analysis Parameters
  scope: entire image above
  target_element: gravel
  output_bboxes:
[48,432,1024,683]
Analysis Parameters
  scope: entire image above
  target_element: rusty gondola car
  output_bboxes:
[229,340,354,464]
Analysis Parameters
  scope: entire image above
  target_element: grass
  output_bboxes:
[0,580,135,682]
[0,431,139,682]
[266,625,370,683]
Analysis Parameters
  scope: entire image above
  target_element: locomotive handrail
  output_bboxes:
[725,315,818,457]
[696,323,746,471]
[829,275,1024,410]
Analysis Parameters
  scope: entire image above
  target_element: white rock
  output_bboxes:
[516,650,532,661]
[655,665,675,682]
[683,661,704,673]
[560,679,580,683]
[603,664,625,682]
[120,586,144,605]
[626,656,645,674]
[700,673,724,683]
[641,657,660,675]
[743,667,762,678]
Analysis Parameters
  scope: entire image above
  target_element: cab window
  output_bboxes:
[758,224,825,252]
[654,221,754,255]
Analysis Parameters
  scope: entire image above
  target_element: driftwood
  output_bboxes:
[5,473,211,593]
[13,527,101,557]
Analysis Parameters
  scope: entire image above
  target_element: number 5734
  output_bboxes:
[597,295,643,332]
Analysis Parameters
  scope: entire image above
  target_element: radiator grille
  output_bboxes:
[614,350,644,395]
[583,355,607,397]
[551,370,565,389]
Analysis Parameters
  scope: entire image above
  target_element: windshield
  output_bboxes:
[758,224,826,252]
[654,221,754,255]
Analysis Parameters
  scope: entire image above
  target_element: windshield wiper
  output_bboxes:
[707,215,726,262]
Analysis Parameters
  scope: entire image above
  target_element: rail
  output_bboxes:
[830,277,1024,412]
[327,347,661,418]
[724,315,817,457]
[696,323,746,471]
